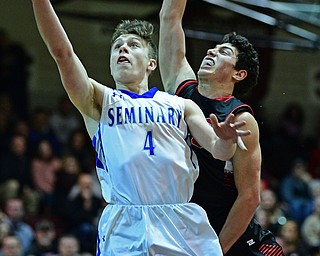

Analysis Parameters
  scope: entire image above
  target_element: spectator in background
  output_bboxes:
[25,219,57,256]
[0,235,23,256]
[280,158,313,225]
[0,134,32,206]
[55,235,81,256]
[31,140,61,216]
[272,102,312,181]
[63,129,94,172]
[12,119,30,139]
[256,188,286,235]
[28,107,61,156]
[65,173,102,254]
[49,96,81,148]
[301,196,320,255]
[0,211,10,249]
[0,28,32,120]
[52,155,81,223]
[276,219,311,256]
[2,198,34,254]
[309,179,320,200]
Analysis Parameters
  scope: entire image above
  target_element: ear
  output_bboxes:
[233,69,247,82]
[147,58,157,73]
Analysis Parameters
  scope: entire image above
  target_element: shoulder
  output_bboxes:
[235,111,257,128]
[176,79,198,97]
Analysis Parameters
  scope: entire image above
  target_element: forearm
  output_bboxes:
[31,0,101,121]
[219,196,257,253]
[160,0,186,21]
[219,142,261,253]
[210,139,237,161]
[159,0,192,93]
[32,0,73,61]
[184,100,236,160]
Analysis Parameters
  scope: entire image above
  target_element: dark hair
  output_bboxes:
[111,19,157,61]
[220,32,259,97]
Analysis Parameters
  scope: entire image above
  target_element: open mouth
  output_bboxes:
[117,56,130,64]
[204,57,215,66]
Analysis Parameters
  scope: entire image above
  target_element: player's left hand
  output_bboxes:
[210,113,250,150]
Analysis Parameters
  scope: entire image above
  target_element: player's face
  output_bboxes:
[110,34,152,86]
[198,43,238,83]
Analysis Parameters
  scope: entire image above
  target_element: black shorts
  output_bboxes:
[225,219,284,256]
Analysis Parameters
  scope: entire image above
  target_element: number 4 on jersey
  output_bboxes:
[144,131,155,155]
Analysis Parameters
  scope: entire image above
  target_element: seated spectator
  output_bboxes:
[52,155,81,221]
[0,235,23,256]
[280,158,313,225]
[2,198,34,254]
[276,219,311,256]
[49,96,81,148]
[309,179,320,200]
[0,211,10,248]
[28,107,61,156]
[301,196,320,255]
[65,174,103,254]
[63,129,95,172]
[31,139,61,215]
[256,188,286,235]
[0,134,32,206]
[25,219,57,256]
[55,235,80,256]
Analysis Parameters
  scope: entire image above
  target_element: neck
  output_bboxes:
[198,79,233,99]
[116,81,149,94]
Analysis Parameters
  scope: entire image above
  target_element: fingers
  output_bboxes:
[224,113,235,125]
[236,129,251,137]
[209,113,219,127]
[210,113,251,150]
[237,136,248,151]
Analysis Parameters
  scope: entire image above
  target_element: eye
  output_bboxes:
[113,43,121,49]
[131,42,140,48]
[220,49,229,55]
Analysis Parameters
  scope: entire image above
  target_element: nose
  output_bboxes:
[119,44,129,53]
[207,48,217,56]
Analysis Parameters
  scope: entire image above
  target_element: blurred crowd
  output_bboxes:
[1,28,320,256]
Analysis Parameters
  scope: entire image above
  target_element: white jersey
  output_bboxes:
[93,87,222,255]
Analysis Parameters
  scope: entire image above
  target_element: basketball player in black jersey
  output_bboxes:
[159,0,284,255]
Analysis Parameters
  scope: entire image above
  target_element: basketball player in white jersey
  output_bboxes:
[31,1,250,255]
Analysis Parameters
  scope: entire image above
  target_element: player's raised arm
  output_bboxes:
[159,0,196,94]
[184,99,250,161]
[31,0,103,121]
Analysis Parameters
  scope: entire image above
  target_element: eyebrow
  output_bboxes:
[216,45,235,54]
[113,35,142,45]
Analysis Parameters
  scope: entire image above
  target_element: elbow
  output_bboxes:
[49,43,74,63]
[249,193,260,211]
[159,6,180,23]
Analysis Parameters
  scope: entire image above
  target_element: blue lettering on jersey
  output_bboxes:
[124,107,135,124]
[116,106,122,125]
[107,106,183,128]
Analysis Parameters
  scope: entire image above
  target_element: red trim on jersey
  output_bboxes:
[176,80,198,95]
[213,95,234,101]
[232,104,254,116]
[177,80,254,115]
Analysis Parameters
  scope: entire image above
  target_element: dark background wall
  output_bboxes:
[1,0,320,137]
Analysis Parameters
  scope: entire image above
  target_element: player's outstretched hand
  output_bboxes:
[210,113,250,150]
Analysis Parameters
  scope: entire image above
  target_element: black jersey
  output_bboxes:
[176,80,254,233]
[177,80,284,256]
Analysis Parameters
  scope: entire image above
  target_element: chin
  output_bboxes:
[197,69,211,77]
